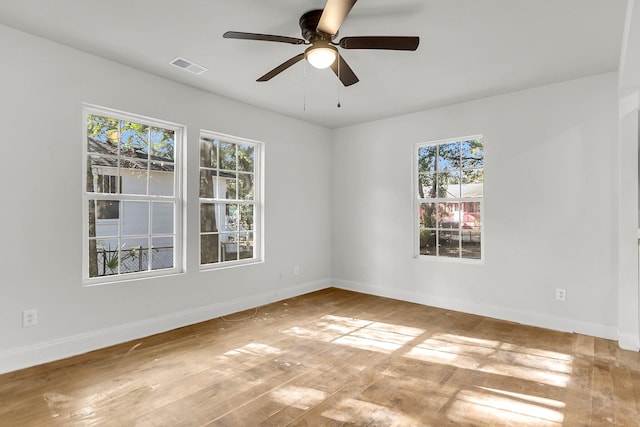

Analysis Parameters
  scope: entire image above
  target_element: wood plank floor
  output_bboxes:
[1,288,640,426]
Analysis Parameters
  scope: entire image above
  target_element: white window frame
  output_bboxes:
[82,104,185,285]
[413,135,485,263]
[199,130,264,270]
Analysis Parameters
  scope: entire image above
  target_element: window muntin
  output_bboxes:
[416,137,484,260]
[83,106,183,283]
[199,132,262,267]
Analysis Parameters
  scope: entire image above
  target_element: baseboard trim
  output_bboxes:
[618,332,640,351]
[333,279,619,342]
[0,279,330,375]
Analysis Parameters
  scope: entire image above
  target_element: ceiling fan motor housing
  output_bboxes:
[300,9,336,42]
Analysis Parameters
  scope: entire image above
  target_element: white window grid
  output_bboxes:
[82,104,184,284]
[413,135,484,262]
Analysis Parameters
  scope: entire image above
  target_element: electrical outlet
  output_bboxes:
[555,288,566,301]
[23,309,37,327]
[293,265,300,276]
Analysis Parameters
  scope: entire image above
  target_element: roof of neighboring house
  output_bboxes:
[88,137,174,172]
[460,183,483,198]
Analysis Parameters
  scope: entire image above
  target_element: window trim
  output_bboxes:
[413,134,485,263]
[82,104,185,285]
[199,130,264,271]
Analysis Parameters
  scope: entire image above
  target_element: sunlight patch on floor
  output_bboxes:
[479,362,569,388]
[282,315,425,354]
[404,333,573,387]
[405,346,481,369]
[447,388,564,426]
[321,398,423,427]
[223,342,283,357]
[476,387,566,409]
[269,385,328,410]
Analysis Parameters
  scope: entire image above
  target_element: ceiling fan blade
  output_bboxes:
[339,36,419,50]
[330,54,359,86]
[223,31,305,45]
[317,0,358,36]
[257,53,305,82]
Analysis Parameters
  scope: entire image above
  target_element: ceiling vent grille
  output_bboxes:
[170,57,208,75]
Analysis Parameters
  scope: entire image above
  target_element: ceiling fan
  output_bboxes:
[223,0,419,87]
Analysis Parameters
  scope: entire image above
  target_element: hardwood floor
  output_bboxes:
[1,288,639,426]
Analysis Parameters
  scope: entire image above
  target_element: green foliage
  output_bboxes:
[97,241,142,274]
[87,114,175,161]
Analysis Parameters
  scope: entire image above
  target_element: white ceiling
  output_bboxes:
[0,0,628,128]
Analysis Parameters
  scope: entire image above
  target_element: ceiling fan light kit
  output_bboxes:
[305,44,337,69]
[223,0,419,87]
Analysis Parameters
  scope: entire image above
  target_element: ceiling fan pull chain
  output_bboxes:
[337,58,341,108]
[303,61,307,111]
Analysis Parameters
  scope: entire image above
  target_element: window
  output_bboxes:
[415,136,484,260]
[83,105,183,283]
[199,131,262,267]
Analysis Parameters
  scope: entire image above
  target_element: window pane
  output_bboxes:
[96,238,119,276]
[239,233,255,260]
[86,154,118,192]
[224,176,238,200]
[420,203,437,228]
[462,169,484,198]
[201,233,220,264]
[200,137,218,168]
[90,200,118,238]
[439,202,460,229]
[220,142,237,170]
[418,173,436,199]
[238,144,254,172]
[433,173,452,198]
[239,204,254,232]
[461,202,481,229]
[225,204,239,231]
[437,142,460,171]
[439,230,460,258]
[461,140,484,169]
[87,114,119,149]
[443,171,461,198]
[151,127,174,161]
[120,160,149,195]
[152,236,174,270]
[152,202,174,234]
[120,237,148,274]
[120,122,149,159]
[418,146,436,173]
[149,162,174,196]
[122,201,149,236]
[221,233,239,262]
[238,173,254,200]
[420,229,436,255]
[200,203,218,233]
[200,170,216,198]
[461,229,481,259]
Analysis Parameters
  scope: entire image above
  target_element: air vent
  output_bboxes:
[170,57,208,75]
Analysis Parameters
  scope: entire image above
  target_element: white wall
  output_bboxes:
[0,24,333,373]
[617,0,640,351]
[331,72,621,340]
